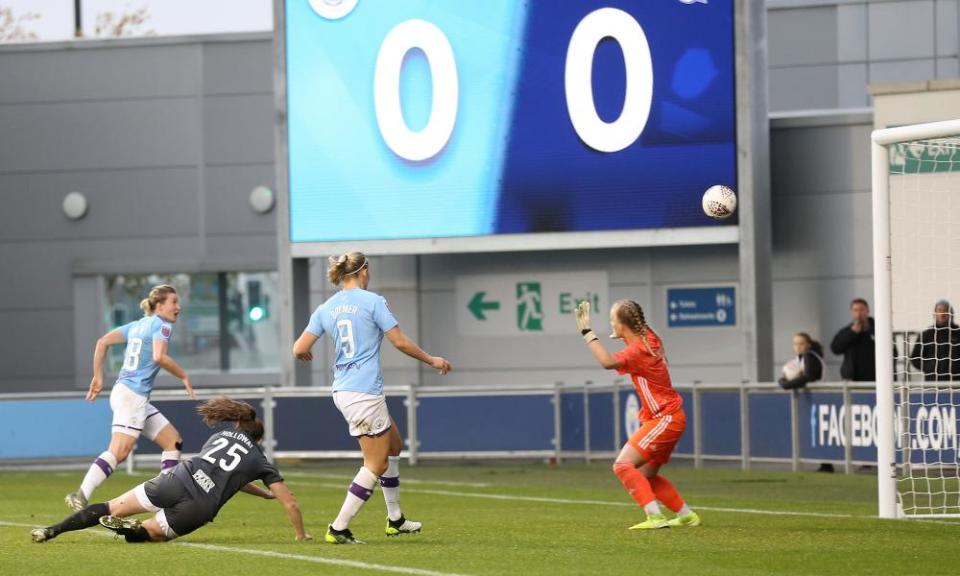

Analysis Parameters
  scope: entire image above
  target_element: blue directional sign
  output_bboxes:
[666,286,736,328]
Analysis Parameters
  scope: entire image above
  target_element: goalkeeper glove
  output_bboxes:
[576,301,598,344]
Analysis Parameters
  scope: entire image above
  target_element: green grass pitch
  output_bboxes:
[2,462,958,575]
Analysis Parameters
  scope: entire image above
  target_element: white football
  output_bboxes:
[702,185,737,220]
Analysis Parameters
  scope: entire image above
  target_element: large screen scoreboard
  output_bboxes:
[281,0,738,254]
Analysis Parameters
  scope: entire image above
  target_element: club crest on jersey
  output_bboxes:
[161,325,171,338]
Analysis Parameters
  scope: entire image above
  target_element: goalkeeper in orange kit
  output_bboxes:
[576,300,700,530]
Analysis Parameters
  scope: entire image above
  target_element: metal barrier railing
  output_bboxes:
[0,380,882,473]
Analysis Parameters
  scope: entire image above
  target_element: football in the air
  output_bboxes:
[702,185,737,220]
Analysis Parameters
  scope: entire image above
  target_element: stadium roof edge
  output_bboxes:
[769,108,873,129]
[0,31,273,53]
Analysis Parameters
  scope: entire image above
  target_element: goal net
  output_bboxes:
[873,120,960,519]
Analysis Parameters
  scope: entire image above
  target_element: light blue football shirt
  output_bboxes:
[116,315,174,397]
[305,289,399,395]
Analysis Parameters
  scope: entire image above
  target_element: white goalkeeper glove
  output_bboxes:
[576,301,598,344]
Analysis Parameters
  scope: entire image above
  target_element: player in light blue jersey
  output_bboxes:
[65,285,196,513]
[294,251,452,544]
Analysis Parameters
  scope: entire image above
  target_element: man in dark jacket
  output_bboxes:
[910,300,960,381]
[831,298,875,381]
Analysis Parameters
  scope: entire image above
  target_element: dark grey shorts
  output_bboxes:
[142,474,213,537]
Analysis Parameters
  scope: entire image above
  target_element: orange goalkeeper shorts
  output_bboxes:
[628,410,686,466]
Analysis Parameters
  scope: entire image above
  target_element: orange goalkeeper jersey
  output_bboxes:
[613,331,683,421]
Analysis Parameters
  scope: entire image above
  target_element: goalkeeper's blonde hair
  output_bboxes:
[613,299,663,359]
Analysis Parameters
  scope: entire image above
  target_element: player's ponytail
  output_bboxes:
[197,397,264,442]
[327,251,368,285]
[140,284,177,316]
[614,300,663,359]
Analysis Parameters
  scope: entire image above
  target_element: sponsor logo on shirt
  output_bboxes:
[193,469,216,493]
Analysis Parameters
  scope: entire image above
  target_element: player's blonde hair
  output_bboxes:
[197,397,264,442]
[327,251,368,285]
[613,299,663,359]
[140,284,177,316]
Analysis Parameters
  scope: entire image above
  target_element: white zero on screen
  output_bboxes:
[374,19,459,162]
[565,7,653,153]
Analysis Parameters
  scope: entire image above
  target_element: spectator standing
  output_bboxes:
[831,298,875,381]
[910,300,960,381]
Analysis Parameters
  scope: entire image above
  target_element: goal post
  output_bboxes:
[872,118,960,519]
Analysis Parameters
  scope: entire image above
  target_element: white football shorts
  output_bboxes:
[332,391,392,437]
[110,383,170,441]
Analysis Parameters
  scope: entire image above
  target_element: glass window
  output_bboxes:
[226,272,281,372]
[105,271,279,373]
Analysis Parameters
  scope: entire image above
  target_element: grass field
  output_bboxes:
[2,462,959,575]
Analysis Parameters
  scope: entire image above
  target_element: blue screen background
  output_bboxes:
[285,0,736,243]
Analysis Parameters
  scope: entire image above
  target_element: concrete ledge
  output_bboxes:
[869,79,960,96]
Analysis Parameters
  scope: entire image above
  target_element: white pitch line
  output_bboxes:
[284,471,491,488]
[171,542,468,576]
[287,481,960,524]
[0,520,467,576]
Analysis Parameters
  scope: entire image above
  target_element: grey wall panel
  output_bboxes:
[73,275,104,385]
[204,164,275,236]
[382,368,420,388]
[837,4,868,63]
[0,309,74,377]
[769,65,839,111]
[772,191,873,279]
[771,124,871,195]
[768,6,838,67]
[837,63,870,107]
[936,57,960,78]
[0,243,75,308]
[307,289,331,388]
[369,255,419,290]
[768,0,958,111]
[376,289,419,370]
[0,44,199,104]
[773,279,831,363]
[650,245,740,283]
[204,235,276,267]
[203,94,275,165]
[0,378,75,393]
[936,0,959,56]
[868,1,935,60]
[203,41,274,95]
[69,237,207,272]
[420,248,719,289]
[869,58,937,83]
[0,99,199,173]
[0,168,200,241]
[419,249,630,289]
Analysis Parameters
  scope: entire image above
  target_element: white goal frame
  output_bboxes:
[872,118,960,519]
